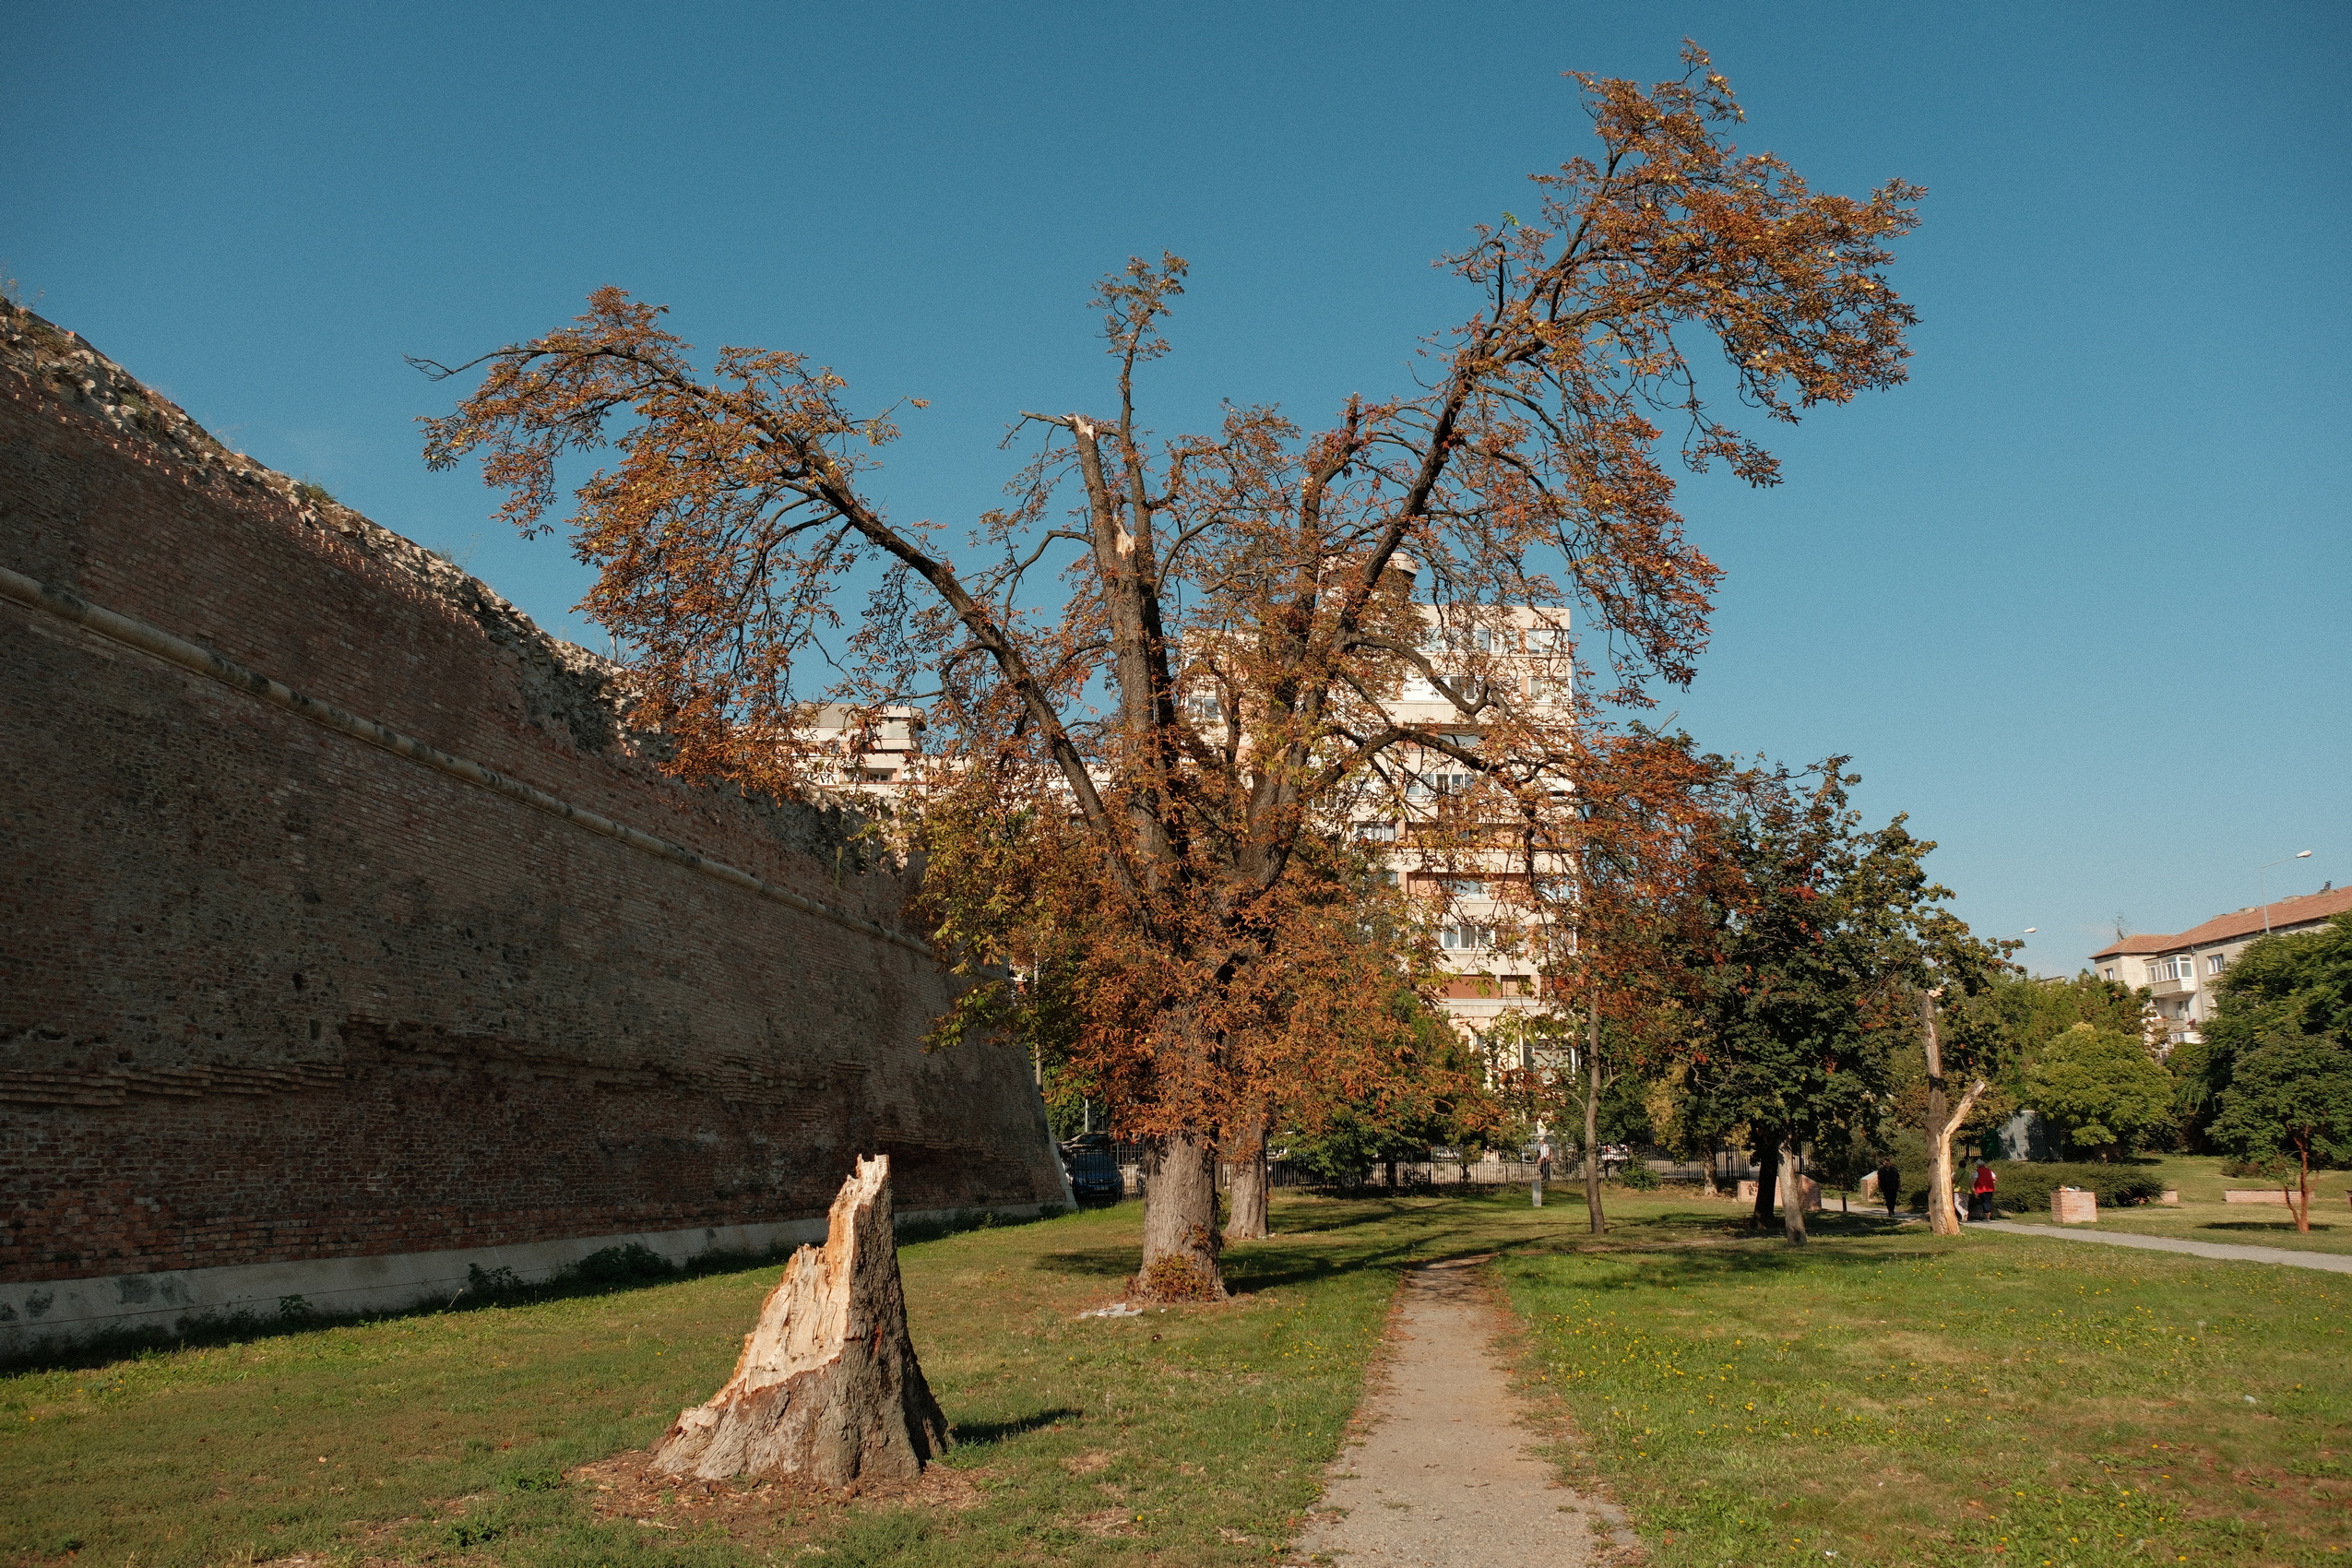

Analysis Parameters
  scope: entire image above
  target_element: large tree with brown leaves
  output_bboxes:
[417,45,1919,1300]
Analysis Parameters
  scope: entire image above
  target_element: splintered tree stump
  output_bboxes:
[649,1155,947,1486]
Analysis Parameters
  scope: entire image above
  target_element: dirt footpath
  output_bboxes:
[1289,1258,1631,1567]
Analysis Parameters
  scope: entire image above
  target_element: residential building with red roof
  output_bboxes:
[2088,885,2352,1040]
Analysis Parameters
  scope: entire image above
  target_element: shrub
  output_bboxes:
[1982,1160,2166,1214]
[1618,1161,1659,1190]
[566,1242,677,1286]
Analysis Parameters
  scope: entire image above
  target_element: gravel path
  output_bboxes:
[1289,1258,1627,1568]
[1975,1220,2352,1274]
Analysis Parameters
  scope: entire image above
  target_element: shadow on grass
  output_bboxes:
[5,1208,1071,1376]
[2201,1220,2337,1233]
[948,1407,1084,1447]
[1021,1192,1955,1306]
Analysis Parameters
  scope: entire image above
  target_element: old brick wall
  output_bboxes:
[0,313,1063,1292]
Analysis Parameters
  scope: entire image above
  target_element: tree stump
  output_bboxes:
[649,1155,947,1486]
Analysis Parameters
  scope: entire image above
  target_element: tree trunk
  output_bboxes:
[1384,1158,1398,1196]
[1698,1136,1720,1199]
[1780,1138,1808,1245]
[650,1156,946,1486]
[1136,1134,1226,1301]
[1918,988,1987,1239]
[2296,1142,2312,1234]
[1752,1139,1778,1227]
[1583,1002,1607,1236]
[1222,1127,1270,1243]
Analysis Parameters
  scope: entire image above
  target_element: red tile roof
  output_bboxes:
[2089,885,2352,961]
[2088,933,2173,960]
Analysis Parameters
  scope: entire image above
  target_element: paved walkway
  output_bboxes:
[1976,1220,2352,1274]
[1289,1259,1625,1568]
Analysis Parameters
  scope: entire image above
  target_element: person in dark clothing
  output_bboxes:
[1968,1161,1998,1222]
[1876,1162,1901,1218]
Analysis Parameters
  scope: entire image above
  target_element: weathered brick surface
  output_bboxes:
[0,343,1061,1287]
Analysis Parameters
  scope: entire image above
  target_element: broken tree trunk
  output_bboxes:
[649,1155,947,1487]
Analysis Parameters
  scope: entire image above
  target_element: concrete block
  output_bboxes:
[2051,1189,2097,1224]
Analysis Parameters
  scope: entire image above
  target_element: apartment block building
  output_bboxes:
[802,603,1577,1045]
[1349,603,1574,1039]
[2089,884,2351,1039]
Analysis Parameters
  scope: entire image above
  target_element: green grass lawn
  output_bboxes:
[6,1189,2346,1568]
[1494,1198,2352,1568]
[0,1201,1411,1568]
[1986,1156,2352,1256]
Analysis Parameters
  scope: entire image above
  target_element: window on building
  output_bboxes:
[1355,821,1396,842]
[1442,923,1489,951]
[2207,953,2226,974]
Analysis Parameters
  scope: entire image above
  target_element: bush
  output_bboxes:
[566,1242,677,1286]
[1982,1161,2167,1215]
[1618,1161,1659,1190]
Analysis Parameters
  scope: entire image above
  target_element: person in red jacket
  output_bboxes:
[1968,1161,1998,1222]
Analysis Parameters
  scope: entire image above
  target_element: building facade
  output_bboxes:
[804,603,1578,1048]
[2088,885,2351,1040]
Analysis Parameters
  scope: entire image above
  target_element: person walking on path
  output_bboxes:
[1968,1161,1998,1222]
[1534,1145,1552,1207]
[1876,1160,1901,1218]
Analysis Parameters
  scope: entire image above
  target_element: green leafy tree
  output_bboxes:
[2206,1030,2352,1232]
[2178,914,2352,1146]
[1930,970,2147,1159]
[1277,981,1495,1197]
[1693,761,2003,1241]
[2024,1023,2174,1159]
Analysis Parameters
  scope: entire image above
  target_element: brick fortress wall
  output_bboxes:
[0,307,1064,1347]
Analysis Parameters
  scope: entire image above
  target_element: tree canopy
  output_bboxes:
[2024,1024,2174,1160]
[417,44,1920,1298]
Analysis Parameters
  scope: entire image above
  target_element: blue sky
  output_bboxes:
[6,1,2346,975]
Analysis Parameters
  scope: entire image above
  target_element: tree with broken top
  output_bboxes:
[418,44,1920,1301]
[651,1155,947,1486]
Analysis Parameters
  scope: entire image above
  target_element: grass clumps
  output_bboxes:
[5,1190,2346,1566]
[1498,1209,2351,1566]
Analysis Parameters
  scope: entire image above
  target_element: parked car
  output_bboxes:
[1060,1135,1123,1203]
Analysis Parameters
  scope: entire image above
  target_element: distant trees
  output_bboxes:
[2182,913,2352,1230]
[2175,914,2352,1146]
[1686,763,2003,1242]
[2207,1033,2352,1232]
[2023,1024,2175,1160]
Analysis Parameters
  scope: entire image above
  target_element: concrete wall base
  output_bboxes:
[0,1203,1062,1360]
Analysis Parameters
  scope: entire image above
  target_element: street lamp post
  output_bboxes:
[2258,851,2313,933]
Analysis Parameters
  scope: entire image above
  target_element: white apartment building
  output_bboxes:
[1349,604,1575,1040]
[802,704,927,791]
[2089,884,2351,1041]
[802,603,1578,1045]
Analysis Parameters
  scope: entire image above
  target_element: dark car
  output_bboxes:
[1061,1135,1124,1203]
